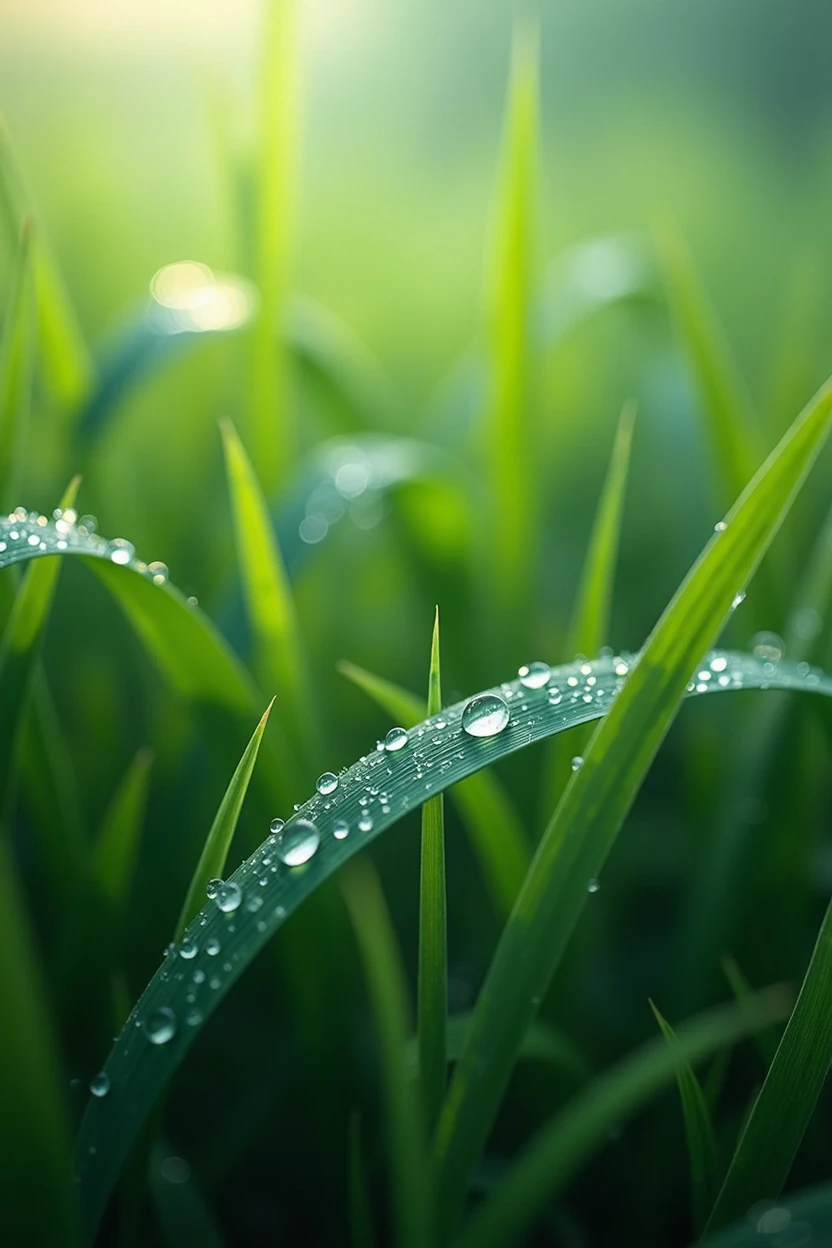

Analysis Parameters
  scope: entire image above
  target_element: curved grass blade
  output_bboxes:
[0,218,34,508]
[433,374,832,1233]
[70,647,832,1236]
[0,841,82,1245]
[650,1000,717,1232]
[404,1012,590,1084]
[453,988,791,1248]
[0,117,94,409]
[419,608,447,1138]
[698,1180,832,1246]
[343,859,431,1248]
[174,699,274,939]
[705,896,832,1233]
[338,659,530,914]
[348,1114,378,1248]
[221,419,316,767]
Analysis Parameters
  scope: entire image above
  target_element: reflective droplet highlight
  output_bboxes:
[90,1072,110,1098]
[461,693,510,738]
[277,819,320,866]
[518,661,551,689]
[215,881,242,913]
[144,1007,177,1045]
[316,771,339,796]
[384,726,409,752]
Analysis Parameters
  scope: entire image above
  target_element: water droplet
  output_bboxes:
[269,817,285,836]
[316,771,339,796]
[277,819,320,866]
[710,655,728,673]
[144,1007,177,1045]
[751,631,785,662]
[90,1072,110,1098]
[179,939,198,959]
[587,878,600,894]
[215,881,242,913]
[206,879,222,901]
[384,726,409,752]
[333,820,350,840]
[79,514,97,533]
[793,607,822,642]
[186,1010,203,1027]
[571,756,584,771]
[731,590,746,610]
[205,937,221,956]
[714,520,727,533]
[518,661,551,690]
[461,693,510,738]
[358,812,374,832]
[107,538,135,566]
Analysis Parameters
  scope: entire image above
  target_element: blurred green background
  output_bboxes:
[3,1,832,1244]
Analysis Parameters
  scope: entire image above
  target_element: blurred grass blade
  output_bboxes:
[454,989,790,1248]
[699,1181,832,1247]
[0,841,82,1245]
[175,699,274,939]
[69,646,832,1237]
[222,418,316,768]
[149,1141,226,1248]
[92,747,154,909]
[0,219,34,508]
[0,117,94,409]
[342,859,431,1248]
[349,1114,378,1248]
[650,1000,717,1231]
[0,477,79,810]
[418,607,447,1138]
[722,956,780,1071]
[433,373,832,1234]
[338,659,530,913]
[404,1012,590,1084]
[705,897,832,1233]
[485,22,539,609]
[250,0,298,490]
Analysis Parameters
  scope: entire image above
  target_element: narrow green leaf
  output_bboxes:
[338,659,530,913]
[250,0,298,490]
[92,747,154,909]
[71,646,832,1236]
[0,218,34,508]
[404,1012,590,1084]
[0,841,81,1245]
[418,607,447,1138]
[705,897,832,1232]
[722,957,780,1071]
[342,859,431,1248]
[433,373,832,1234]
[348,1114,378,1248]
[650,1000,718,1231]
[175,698,274,940]
[0,117,94,409]
[699,1180,832,1247]
[221,418,316,769]
[149,1141,226,1248]
[485,21,539,608]
[453,989,791,1248]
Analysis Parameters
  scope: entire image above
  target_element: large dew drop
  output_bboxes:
[277,819,320,866]
[90,1072,110,1098]
[518,661,551,690]
[751,631,785,662]
[144,1007,177,1046]
[461,693,510,738]
[384,726,409,752]
[316,772,339,796]
[216,881,242,913]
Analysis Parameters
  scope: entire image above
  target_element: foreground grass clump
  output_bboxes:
[3,14,832,1248]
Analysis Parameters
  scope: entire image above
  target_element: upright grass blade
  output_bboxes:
[0,477,79,811]
[418,608,447,1138]
[92,747,154,910]
[348,1115,378,1248]
[342,859,431,1248]
[539,401,636,823]
[705,897,832,1233]
[454,989,791,1248]
[404,1012,590,1084]
[0,218,34,508]
[222,419,316,770]
[70,647,832,1238]
[484,22,539,611]
[650,1001,717,1232]
[433,373,832,1235]
[0,841,81,1246]
[250,0,298,490]
[722,957,780,1071]
[175,699,274,939]
[338,660,530,913]
[0,117,94,410]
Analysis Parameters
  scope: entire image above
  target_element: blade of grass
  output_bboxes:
[722,956,780,1071]
[92,747,154,910]
[0,840,81,1245]
[338,659,530,913]
[249,0,298,490]
[453,988,791,1248]
[0,218,34,508]
[348,1114,378,1248]
[705,896,832,1232]
[404,1012,590,1084]
[419,608,447,1138]
[221,418,316,768]
[70,645,832,1236]
[699,1180,832,1246]
[485,22,539,611]
[174,699,274,939]
[342,859,431,1248]
[433,373,832,1234]
[149,1141,226,1248]
[650,1000,717,1232]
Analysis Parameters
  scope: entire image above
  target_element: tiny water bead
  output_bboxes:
[107,537,135,565]
[205,937,221,956]
[731,589,747,610]
[587,878,600,894]
[277,819,321,866]
[269,817,285,836]
[751,631,785,663]
[518,661,551,690]
[358,812,374,832]
[333,819,350,840]
[90,1072,110,1098]
[571,756,584,772]
[384,726,409,752]
[714,520,727,533]
[206,879,222,901]
[144,1007,177,1046]
[462,692,510,738]
[316,772,339,796]
[215,881,242,914]
[179,939,198,959]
